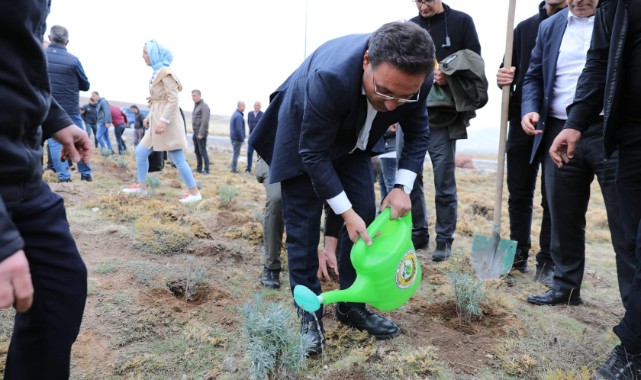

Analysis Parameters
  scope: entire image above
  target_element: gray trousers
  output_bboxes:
[231,140,242,172]
[256,158,285,270]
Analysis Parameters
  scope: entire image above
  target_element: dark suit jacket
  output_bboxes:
[522,8,569,163]
[249,33,432,201]
[247,110,263,134]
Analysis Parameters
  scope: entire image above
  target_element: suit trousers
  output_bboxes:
[280,151,375,319]
[506,117,552,266]
[542,117,634,306]
[4,182,87,379]
[192,133,209,173]
[427,127,457,243]
[612,122,641,355]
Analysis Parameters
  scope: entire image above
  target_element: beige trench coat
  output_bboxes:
[140,67,188,151]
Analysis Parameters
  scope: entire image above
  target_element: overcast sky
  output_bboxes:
[47,0,543,153]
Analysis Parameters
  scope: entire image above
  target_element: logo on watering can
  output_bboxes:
[395,250,418,289]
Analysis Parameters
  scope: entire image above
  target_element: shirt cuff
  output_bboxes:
[395,169,416,190]
[160,117,170,124]
[327,191,352,215]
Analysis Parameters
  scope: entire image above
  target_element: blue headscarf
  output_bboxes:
[145,39,173,72]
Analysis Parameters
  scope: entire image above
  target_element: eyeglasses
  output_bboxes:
[415,0,436,5]
[372,72,420,104]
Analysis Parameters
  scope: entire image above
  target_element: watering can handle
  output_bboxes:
[354,207,411,249]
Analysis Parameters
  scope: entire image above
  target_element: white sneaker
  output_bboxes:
[122,184,147,195]
[179,192,202,203]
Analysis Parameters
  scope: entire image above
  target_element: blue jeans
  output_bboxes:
[231,140,242,172]
[114,123,127,154]
[96,122,113,151]
[48,114,91,180]
[135,145,196,188]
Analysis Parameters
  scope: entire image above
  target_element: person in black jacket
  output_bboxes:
[550,0,641,377]
[0,1,91,377]
[496,0,567,281]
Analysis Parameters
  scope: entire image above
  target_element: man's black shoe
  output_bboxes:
[412,233,429,250]
[432,241,452,262]
[81,174,93,182]
[59,178,72,183]
[534,264,554,287]
[301,315,324,356]
[527,289,582,306]
[336,304,400,340]
[259,267,280,289]
[511,249,529,273]
[595,345,641,379]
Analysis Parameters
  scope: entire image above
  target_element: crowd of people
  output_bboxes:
[1,0,640,378]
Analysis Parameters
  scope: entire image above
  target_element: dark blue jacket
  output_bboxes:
[521,8,570,163]
[248,33,432,201]
[81,103,97,125]
[45,43,90,116]
[247,110,263,133]
[0,0,74,261]
[230,110,245,141]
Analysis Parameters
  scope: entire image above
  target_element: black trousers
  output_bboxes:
[613,121,641,355]
[192,133,209,173]
[4,182,87,379]
[506,117,552,266]
[280,151,375,320]
[542,118,634,305]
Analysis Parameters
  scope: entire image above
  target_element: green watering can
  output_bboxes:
[294,207,422,313]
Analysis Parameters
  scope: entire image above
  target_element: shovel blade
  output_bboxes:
[471,233,517,280]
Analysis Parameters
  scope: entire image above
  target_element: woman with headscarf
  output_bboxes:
[122,40,202,203]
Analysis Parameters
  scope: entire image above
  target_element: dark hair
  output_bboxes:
[50,25,69,44]
[130,105,139,111]
[368,21,435,76]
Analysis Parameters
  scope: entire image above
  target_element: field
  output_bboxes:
[0,145,624,379]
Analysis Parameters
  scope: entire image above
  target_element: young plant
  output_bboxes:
[447,268,485,325]
[241,294,313,380]
[217,184,237,207]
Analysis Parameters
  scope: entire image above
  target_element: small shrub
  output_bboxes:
[217,184,237,207]
[100,147,112,157]
[447,269,484,325]
[115,155,128,169]
[145,174,161,189]
[241,294,313,380]
[95,262,119,275]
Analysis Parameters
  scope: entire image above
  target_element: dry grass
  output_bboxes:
[12,147,621,379]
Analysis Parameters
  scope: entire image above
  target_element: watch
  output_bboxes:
[394,183,412,195]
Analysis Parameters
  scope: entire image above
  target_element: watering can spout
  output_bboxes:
[293,208,422,312]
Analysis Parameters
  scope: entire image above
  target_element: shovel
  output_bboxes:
[470,0,517,279]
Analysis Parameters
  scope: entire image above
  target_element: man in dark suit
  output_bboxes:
[521,0,634,307]
[249,21,435,355]
[246,101,263,173]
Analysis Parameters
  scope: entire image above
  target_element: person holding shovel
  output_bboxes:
[249,21,435,356]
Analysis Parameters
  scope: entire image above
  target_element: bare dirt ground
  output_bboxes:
[0,147,624,379]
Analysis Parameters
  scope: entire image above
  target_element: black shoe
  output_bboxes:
[301,314,324,356]
[412,233,429,250]
[534,264,554,287]
[527,289,582,306]
[511,249,529,273]
[259,267,280,289]
[245,169,251,173]
[595,345,641,379]
[59,178,72,183]
[336,304,400,340]
[81,174,93,182]
[231,169,239,173]
[196,168,203,174]
[432,241,452,262]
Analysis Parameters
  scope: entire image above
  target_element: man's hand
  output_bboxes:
[433,68,448,86]
[52,124,93,164]
[341,209,371,245]
[381,188,411,219]
[155,120,167,134]
[197,134,204,140]
[143,118,149,128]
[0,250,34,312]
[497,66,516,87]
[317,236,339,281]
[521,112,543,136]
[549,129,582,168]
